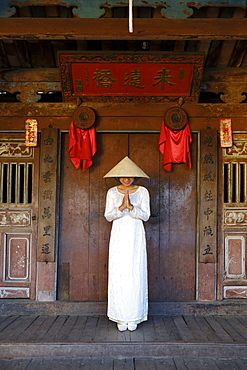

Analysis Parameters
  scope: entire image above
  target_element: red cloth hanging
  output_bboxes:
[158,120,192,171]
[68,121,97,172]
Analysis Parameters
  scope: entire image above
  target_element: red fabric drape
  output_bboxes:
[158,120,192,171]
[68,121,97,172]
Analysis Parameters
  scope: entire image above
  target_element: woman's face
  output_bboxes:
[119,177,135,186]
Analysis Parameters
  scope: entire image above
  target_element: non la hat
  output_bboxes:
[103,156,150,179]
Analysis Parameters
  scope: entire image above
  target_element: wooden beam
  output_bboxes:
[0,102,247,118]
[0,102,247,133]
[1,114,247,132]
[2,67,247,103]
[0,18,246,40]
[1,67,246,83]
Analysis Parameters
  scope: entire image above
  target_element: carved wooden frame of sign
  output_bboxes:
[58,52,204,103]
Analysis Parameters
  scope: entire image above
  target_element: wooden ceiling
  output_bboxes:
[0,4,246,104]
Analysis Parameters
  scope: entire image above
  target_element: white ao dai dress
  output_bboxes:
[104,186,150,325]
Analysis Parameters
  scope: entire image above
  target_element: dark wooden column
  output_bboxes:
[37,128,60,301]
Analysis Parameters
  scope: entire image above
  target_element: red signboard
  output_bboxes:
[219,118,233,148]
[25,119,38,147]
[58,52,204,103]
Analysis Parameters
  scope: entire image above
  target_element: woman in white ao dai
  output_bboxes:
[104,175,150,332]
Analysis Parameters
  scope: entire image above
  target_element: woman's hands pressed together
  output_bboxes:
[119,190,134,212]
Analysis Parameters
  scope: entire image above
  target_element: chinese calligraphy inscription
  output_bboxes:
[59,53,204,103]
[37,128,58,262]
[200,130,217,263]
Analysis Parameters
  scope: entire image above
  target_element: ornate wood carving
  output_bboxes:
[0,210,31,227]
[0,287,29,298]
[0,82,60,103]
[224,141,247,157]
[224,286,247,299]
[0,141,33,157]
[224,208,247,226]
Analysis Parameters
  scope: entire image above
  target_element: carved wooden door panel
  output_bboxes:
[58,132,197,301]
[221,133,247,299]
[0,133,39,299]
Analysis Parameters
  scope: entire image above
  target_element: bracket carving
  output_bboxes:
[203,81,247,104]
[1,1,247,19]
[0,82,60,102]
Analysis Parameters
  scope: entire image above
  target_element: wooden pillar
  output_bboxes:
[198,129,218,300]
[37,128,60,301]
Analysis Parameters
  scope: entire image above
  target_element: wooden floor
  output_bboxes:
[0,314,247,369]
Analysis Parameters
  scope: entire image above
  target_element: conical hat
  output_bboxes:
[103,156,150,178]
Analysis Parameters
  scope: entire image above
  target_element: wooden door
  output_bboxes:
[221,133,247,299]
[0,133,39,299]
[58,132,197,301]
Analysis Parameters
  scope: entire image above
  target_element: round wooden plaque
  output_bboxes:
[73,107,95,129]
[165,107,188,130]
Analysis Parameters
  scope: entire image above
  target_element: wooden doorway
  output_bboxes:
[58,132,197,301]
[0,133,39,299]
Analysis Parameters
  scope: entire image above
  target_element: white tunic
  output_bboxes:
[104,186,150,324]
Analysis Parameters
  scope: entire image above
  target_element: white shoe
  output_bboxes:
[128,323,137,331]
[117,323,128,332]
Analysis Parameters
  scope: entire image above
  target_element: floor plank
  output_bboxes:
[0,316,20,334]
[142,316,157,341]
[204,316,234,342]
[54,315,78,341]
[183,358,220,369]
[0,316,37,341]
[43,315,69,341]
[18,316,47,341]
[1,357,247,369]
[173,316,196,341]
[225,316,247,341]
[194,316,223,342]
[162,316,182,341]
[82,316,99,341]
[213,316,247,342]
[4,358,31,370]
[32,315,58,341]
[70,358,92,370]
[0,314,247,348]
[152,315,170,341]
[234,358,247,370]
[113,358,135,370]
[91,358,114,370]
[0,316,11,325]
[183,315,209,342]
[173,358,189,370]
[66,316,88,341]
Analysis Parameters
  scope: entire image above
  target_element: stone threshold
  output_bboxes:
[1,342,247,359]
[0,300,247,316]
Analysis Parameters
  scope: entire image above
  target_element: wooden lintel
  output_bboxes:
[0,103,247,133]
[1,114,247,132]
[0,18,246,40]
[0,102,247,118]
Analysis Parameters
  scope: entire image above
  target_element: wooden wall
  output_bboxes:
[0,100,246,301]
